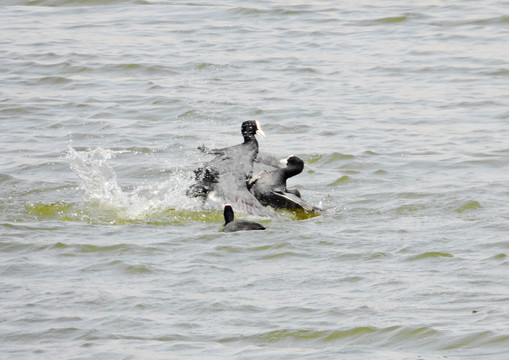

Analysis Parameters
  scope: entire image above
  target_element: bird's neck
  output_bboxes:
[243,135,257,144]
[284,166,302,179]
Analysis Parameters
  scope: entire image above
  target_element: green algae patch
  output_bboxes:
[407,252,454,261]
[307,152,354,164]
[26,202,72,219]
[328,175,350,187]
[456,201,482,213]
[52,242,69,249]
[278,208,321,220]
[378,16,408,23]
[307,154,325,164]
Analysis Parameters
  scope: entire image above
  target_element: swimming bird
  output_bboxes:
[222,204,266,232]
[187,120,271,216]
[248,155,321,213]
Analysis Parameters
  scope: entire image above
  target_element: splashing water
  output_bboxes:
[67,146,199,221]
[68,147,124,204]
[65,147,319,224]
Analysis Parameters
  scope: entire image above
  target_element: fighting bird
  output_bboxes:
[248,155,321,213]
[187,120,272,216]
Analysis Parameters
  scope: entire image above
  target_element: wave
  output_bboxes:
[219,325,442,348]
[219,325,509,355]
[9,0,148,6]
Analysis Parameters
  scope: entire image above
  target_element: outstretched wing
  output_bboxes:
[271,191,322,213]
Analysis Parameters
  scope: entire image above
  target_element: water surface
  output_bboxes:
[1,1,509,359]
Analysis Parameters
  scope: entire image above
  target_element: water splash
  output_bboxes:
[65,147,319,223]
[67,146,198,221]
[68,147,124,204]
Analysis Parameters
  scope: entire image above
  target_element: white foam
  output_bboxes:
[67,146,200,220]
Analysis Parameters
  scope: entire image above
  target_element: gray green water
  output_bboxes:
[1,1,509,359]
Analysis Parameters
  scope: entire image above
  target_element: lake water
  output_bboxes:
[1,1,509,359]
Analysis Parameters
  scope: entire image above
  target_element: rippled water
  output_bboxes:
[1,1,509,359]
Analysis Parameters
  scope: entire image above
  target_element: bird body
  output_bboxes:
[187,121,271,216]
[249,156,321,213]
[222,204,266,232]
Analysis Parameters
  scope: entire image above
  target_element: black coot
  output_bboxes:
[248,155,321,213]
[187,121,271,216]
[222,204,266,232]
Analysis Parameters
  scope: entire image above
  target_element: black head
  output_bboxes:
[241,120,265,142]
[223,204,235,225]
[281,155,304,177]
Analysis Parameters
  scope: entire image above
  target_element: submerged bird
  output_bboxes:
[248,155,321,213]
[222,204,266,232]
[187,120,271,216]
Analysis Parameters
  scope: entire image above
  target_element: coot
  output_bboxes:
[188,121,271,216]
[249,155,320,212]
[223,204,266,232]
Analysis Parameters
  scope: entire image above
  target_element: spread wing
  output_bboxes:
[270,191,322,213]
